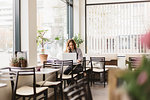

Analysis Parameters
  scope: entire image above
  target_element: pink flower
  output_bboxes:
[137,71,148,85]
[141,31,150,49]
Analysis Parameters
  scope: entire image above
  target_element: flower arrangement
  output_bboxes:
[121,31,150,100]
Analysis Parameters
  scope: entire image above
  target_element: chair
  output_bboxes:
[128,57,141,70]
[36,60,63,100]
[9,67,48,100]
[75,57,86,80]
[0,67,16,88]
[80,57,92,84]
[55,60,77,88]
[90,57,108,87]
[63,78,93,100]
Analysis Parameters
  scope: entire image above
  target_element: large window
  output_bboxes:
[0,0,14,67]
[86,1,150,54]
[37,0,67,60]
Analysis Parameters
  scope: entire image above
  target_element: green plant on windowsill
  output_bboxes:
[36,29,50,63]
[36,30,50,54]
[72,33,84,48]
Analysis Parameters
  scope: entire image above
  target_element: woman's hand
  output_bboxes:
[77,59,81,63]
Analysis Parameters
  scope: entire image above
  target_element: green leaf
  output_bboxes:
[72,33,84,47]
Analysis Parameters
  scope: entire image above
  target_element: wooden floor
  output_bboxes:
[49,84,109,100]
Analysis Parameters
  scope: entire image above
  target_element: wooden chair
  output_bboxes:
[90,57,108,87]
[36,60,63,100]
[9,67,48,100]
[63,78,93,100]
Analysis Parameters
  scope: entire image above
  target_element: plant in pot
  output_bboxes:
[10,57,19,67]
[19,57,27,67]
[37,30,49,63]
[72,33,84,48]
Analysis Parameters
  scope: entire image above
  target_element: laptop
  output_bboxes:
[62,53,77,63]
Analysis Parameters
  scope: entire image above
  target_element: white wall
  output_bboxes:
[21,0,37,66]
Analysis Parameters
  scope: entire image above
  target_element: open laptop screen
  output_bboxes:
[62,53,77,63]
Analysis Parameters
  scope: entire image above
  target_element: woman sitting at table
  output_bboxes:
[64,39,83,75]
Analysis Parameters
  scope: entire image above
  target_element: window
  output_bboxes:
[86,1,150,54]
[67,0,73,39]
[0,0,14,67]
[37,0,67,60]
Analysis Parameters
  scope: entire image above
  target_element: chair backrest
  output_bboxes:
[0,67,16,90]
[128,57,141,69]
[81,57,86,72]
[9,67,36,99]
[54,60,73,79]
[0,67,16,81]
[43,60,73,82]
[64,78,93,100]
[90,57,105,71]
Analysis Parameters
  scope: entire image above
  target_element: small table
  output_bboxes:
[35,68,59,74]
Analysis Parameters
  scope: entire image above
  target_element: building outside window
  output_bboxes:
[37,0,67,61]
[0,0,14,67]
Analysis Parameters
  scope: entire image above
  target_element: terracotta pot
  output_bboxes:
[10,63,19,67]
[39,54,48,64]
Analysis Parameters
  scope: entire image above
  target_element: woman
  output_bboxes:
[64,39,83,75]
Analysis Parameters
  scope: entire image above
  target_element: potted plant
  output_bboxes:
[10,57,19,67]
[72,33,84,48]
[36,30,49,63]
[19,57,27,67]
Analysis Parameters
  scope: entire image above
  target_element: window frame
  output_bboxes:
[67,0,73,39]
[14,0,21,53]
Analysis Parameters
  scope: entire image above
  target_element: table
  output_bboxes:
[105,65,117,68]
[14,68,60,75]
[35,68,59,74]
[0,83,7,88]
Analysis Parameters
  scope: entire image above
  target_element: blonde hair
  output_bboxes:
[66,39,77,52]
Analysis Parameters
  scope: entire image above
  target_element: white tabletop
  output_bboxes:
[35,68,59,74]
[0,83,7,88]
[105,65,117,68]
[0,68,59,75]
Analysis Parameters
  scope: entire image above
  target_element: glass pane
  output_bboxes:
[0,0,14,67]
[87,0,145,4]
[37,0,67,62]
[87,2,150,54]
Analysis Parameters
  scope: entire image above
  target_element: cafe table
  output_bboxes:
[0,83,7,88]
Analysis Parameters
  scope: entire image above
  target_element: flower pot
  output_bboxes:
[10,62,19,67]
[39,54,48,64]
[19,59,27,67]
